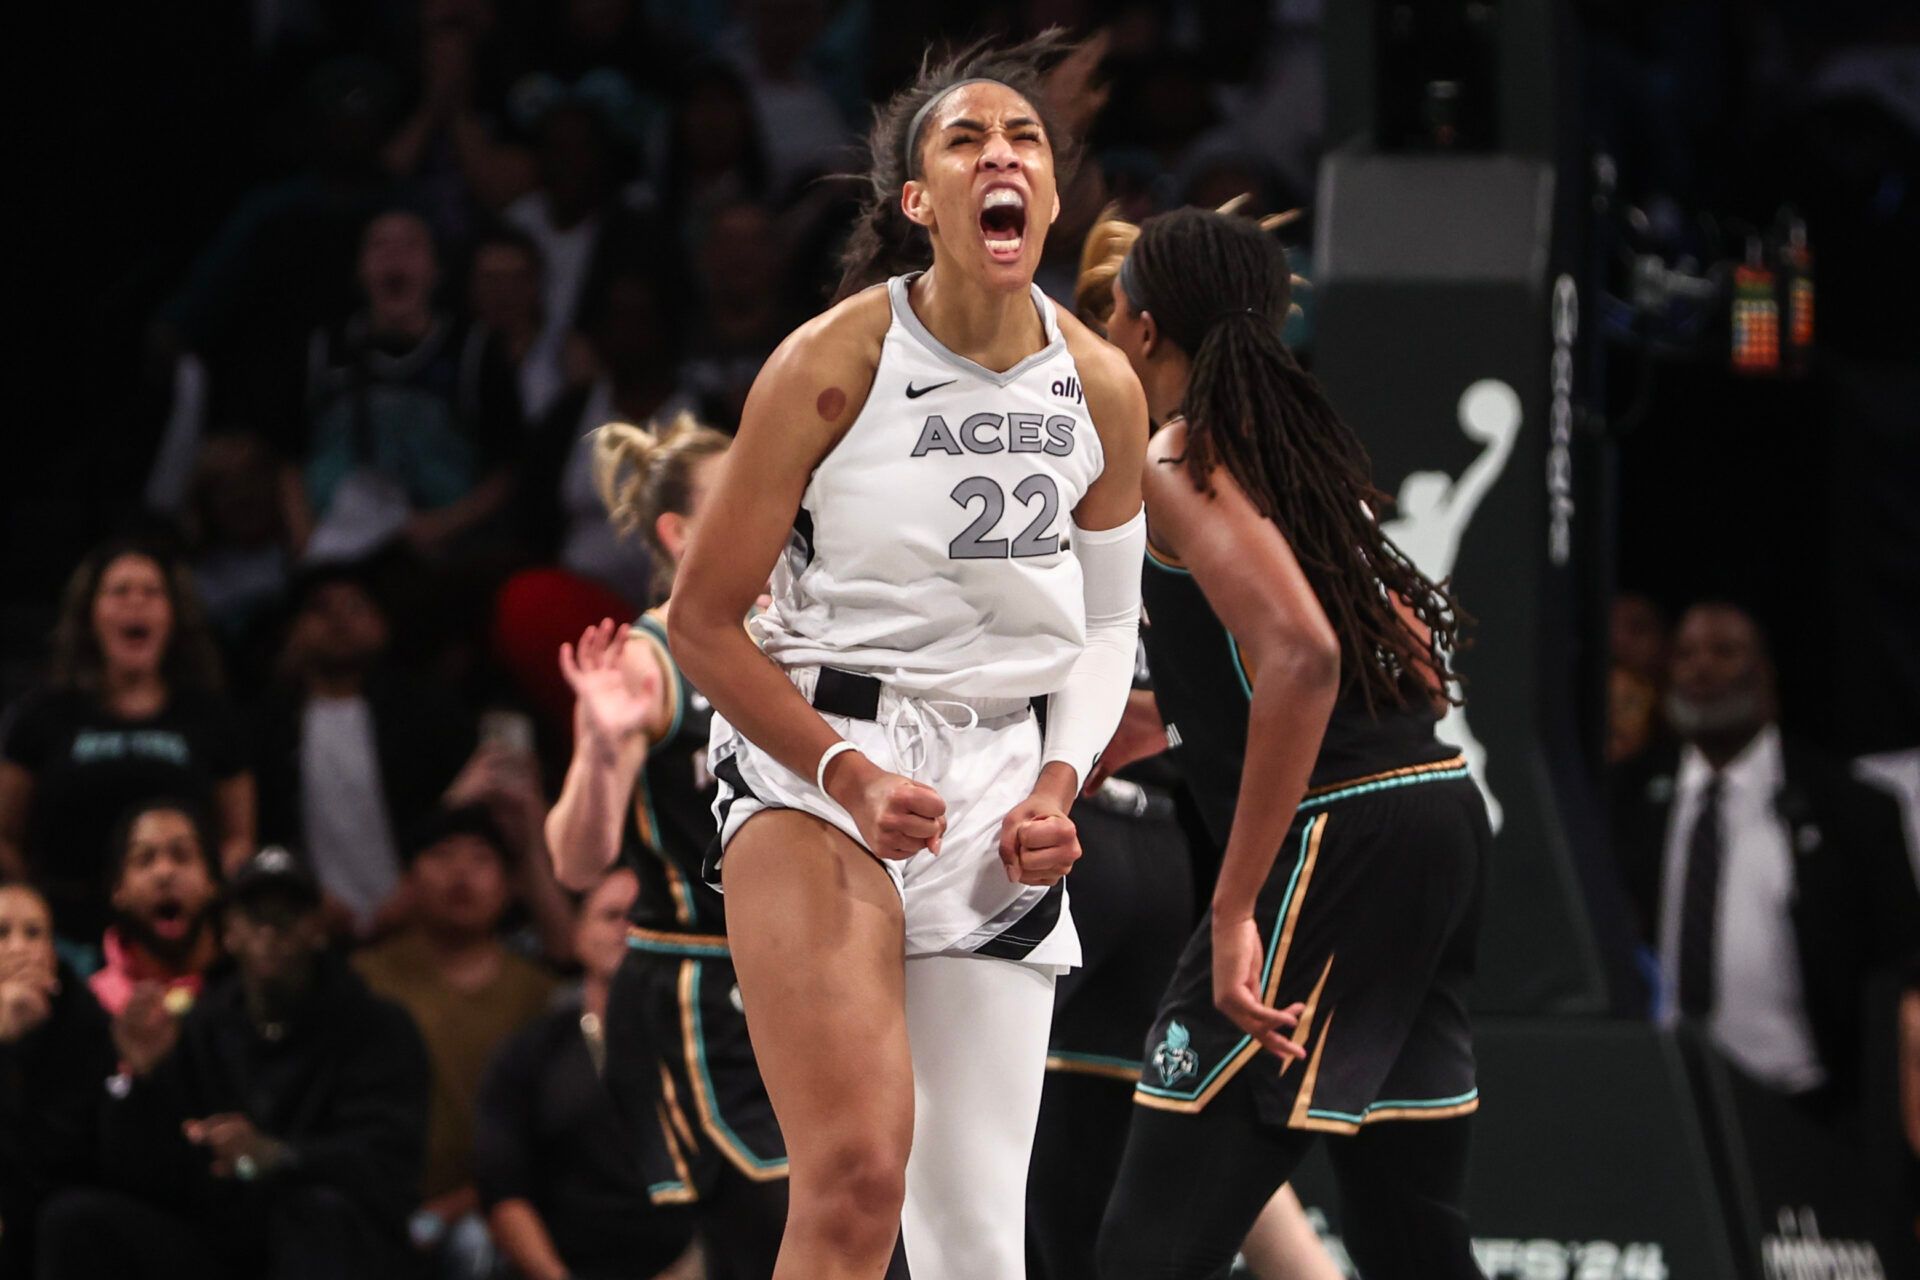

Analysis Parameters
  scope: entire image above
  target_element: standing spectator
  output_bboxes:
[0,540,253,948]
[253,563,474,934]
[525,259,695,606]
[468,225,573,422]
[648,63,770,251]
[151,56,401,430]
[476,868,698,1280]
[380,0,537,220]
[89,799,224,1017]
[1612,602,1920,1112]
[1610,593,1672,764]
[678,200,795,430]
[0,884,114,1277]
[720,0,855,197]
[354,805,557,1274]
[503,101,649,399]
[181,433,294,688]
[289,209,522,565]
[36,848,430,1280]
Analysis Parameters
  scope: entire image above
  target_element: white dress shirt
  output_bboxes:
[1656,724,1827,1093]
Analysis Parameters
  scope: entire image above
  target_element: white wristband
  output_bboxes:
[815,741,860,796]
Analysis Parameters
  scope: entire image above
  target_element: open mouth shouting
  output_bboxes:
[149,897,192,941]
[979,186,1028,263]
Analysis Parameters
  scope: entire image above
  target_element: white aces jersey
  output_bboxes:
[751,273,1105,700]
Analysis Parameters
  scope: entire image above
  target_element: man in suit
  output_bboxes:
[1612,601,1919,1113]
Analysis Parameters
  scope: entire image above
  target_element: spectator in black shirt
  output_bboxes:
[477,868,697,1280]
[0,884,114,1277]
[36,848,430,1280]
[287,209,522,565]
[0,541,254,948]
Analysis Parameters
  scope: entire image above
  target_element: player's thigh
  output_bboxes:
[722,809,914,1172]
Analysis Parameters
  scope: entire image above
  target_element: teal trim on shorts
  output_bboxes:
[1136,815,1325,1103]
[1306,1088,1480,1125]
[627,934,731,959]
[689,962,786,1171]
[1049,1050,1143,1073]
[1296,764,1472,812]
[648,1179,688,1197]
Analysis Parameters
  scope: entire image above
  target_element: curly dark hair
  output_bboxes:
[1122,207,1469,712]
[833,28,1084,302]
[49,538,225,697]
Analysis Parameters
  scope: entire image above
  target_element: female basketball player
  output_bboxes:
[668,33,1149,1280]
[544,417,793,1277]
[1018,211,1338,1280]
[1089,206,1490,1280]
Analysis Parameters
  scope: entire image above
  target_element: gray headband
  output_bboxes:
[903,77,1020,176]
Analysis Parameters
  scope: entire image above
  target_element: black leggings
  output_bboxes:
[1097,1074,1482,1280]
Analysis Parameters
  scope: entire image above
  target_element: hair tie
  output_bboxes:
[904,77,1019,175]
[1209,306,1260,325]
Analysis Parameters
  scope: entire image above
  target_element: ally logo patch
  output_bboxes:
[1152,1020,1198,1086]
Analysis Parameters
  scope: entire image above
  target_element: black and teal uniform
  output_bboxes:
[1093,539,1493,1280]
[1131,541,1485,1132]
[601,609,787,1268]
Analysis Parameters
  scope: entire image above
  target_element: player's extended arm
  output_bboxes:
[1147,425,1336,1057]
[545,620,671,891]
[1034,328,1149,807]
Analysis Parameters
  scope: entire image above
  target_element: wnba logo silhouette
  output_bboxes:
[1383,379,1521,833]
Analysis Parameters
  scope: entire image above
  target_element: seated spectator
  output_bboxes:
[354,805,557,1274]
[90,799,223,1017]
[0,540,253,951]
[286,209,522,565]
[253,563,474,935]
[1611,602,1920,1113]
[476,869,696,1280]
[0,884,114,1276]
[36,848,429,1280]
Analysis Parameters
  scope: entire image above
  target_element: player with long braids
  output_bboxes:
[1089,205,1490,1280]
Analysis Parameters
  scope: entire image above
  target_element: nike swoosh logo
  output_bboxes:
[905,380,956,399]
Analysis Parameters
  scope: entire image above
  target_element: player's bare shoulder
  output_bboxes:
[746,284,893,446]
[1055,306,1148,468]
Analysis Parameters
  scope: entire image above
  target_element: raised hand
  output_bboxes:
[559,618,662,752]
[1211,915,1307,1062]
[0,970,54,1043]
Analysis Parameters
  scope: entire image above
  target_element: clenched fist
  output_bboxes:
[827,751,948,860]
[998,796,1081,886]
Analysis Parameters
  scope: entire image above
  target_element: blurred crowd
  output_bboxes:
[3,1,1916,1277]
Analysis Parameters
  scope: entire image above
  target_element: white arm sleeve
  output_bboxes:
[1041,507,1147,789]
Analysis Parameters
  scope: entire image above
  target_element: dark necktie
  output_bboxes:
[1676,775,1725,1018]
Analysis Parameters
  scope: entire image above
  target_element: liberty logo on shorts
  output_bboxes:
[1152,1021,1198,1086]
